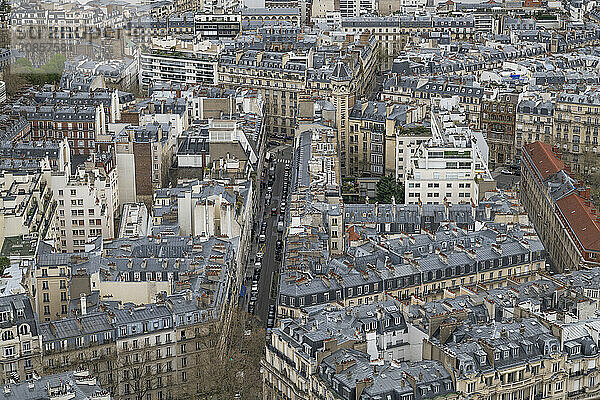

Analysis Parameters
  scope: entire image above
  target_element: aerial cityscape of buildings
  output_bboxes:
[0,0,600,399]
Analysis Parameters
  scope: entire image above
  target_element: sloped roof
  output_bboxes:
[556,192,600,251]
[523,141,565,180]
[330,61,352,81]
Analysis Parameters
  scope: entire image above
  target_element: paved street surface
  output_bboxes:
[244,143,293,326]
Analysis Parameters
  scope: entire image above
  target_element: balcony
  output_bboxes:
[266,343,296,369]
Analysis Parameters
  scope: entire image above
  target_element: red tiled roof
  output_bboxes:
[523,141,565,181]
[347,225,360,242]
[556,192,600,251]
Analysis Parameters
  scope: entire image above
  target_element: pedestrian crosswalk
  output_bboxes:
[274,158,291,165]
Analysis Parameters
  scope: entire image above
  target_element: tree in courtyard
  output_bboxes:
[376,175,404,204]
[0,256,8,275]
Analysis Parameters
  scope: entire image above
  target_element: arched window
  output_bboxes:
[19,324,29,335]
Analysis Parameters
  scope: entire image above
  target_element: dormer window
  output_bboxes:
[503,350,509,358]
[479,355,486,364]
[494,351,500,361]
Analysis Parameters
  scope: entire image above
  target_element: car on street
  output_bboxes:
[277,221,284,232]
[500,169,515,175]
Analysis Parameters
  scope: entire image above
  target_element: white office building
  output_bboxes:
[139,38,222,90]
[404,97,493,206]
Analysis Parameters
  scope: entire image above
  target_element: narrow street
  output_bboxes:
[244,143,293,326]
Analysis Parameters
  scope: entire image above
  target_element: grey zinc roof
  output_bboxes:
[41,312,112,341]
[4,371,110,400]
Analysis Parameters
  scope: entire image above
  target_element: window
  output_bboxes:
[4,346,14,357]
[555,381,563,392]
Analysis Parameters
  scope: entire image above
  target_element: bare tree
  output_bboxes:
[174,309,265,400]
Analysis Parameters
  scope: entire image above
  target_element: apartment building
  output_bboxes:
[424,319,568,400]
[481,93,519,167]
[0,295,42,385]
[31,242,80,321]
[340,17,409,69]
[32,88,124,124]
[558,318,600,399]
[3,370,112,400]
[114,121,178,204]
[118,203,150,239]
[553,93,600,174]
[0,170,56,253]
[113,303,178,400]
[47,152,118,253]
[13,104,106,156]
[61,56,138,92]
[263,301,437,400]
[278,225,545,318]
[395,126,432,181]
[240,7,301,26]
[315,349,456,400]
[0,115,31,144]
[382,77,484,128]
[176,115,263,182]
[347,100,420,177]
[39,261,233,400]
[404,101,493,206]
[218,49,307,137]
[177,182,243,238]
[521,141,600,272]
[139,39,222,90]
[194,13,241,40]
[515,98,554,159]
[41,312,116,392]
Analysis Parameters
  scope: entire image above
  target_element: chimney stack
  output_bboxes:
[80,294,87,316]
